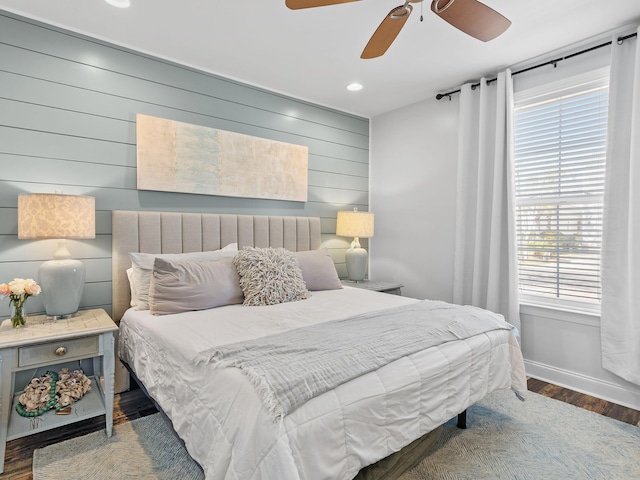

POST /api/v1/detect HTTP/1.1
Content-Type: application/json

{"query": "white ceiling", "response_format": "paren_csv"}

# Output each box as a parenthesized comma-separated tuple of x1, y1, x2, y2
(1, 0, 640, 118)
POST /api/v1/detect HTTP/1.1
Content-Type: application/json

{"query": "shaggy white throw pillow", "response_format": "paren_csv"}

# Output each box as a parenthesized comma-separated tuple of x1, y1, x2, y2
(233, 247, 310, 306)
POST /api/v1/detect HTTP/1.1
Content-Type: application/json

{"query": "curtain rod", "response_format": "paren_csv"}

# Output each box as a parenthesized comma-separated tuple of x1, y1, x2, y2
(435, 32, 638, 100)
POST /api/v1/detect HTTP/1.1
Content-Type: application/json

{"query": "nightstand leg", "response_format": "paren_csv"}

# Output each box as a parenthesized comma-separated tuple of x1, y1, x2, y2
(103, 332, 115, 437)
(0, 351, 13, 474)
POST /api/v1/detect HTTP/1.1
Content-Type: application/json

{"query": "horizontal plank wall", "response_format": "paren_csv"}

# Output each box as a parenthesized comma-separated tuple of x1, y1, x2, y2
(0, 11, 370, 318)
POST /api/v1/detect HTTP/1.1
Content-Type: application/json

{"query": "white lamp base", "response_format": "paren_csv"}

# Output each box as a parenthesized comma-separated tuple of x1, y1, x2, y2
(345, 247, 368, 282)
(39, 258, 85, 318)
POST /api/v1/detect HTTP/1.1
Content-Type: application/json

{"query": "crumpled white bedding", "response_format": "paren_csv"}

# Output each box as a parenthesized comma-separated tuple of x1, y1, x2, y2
(196, 300, 517, 421)
(119, 287, 527, 480)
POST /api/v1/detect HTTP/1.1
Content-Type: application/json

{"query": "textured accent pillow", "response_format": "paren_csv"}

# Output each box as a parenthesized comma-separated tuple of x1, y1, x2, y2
(295, 249, 343, 291)
(129, 243, 238, 310)
(233, 247, 310, 306)
(149, 257, 243, 315)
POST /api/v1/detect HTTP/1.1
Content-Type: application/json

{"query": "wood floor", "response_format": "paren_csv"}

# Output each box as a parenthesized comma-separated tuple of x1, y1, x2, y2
(1, 379, 638, 479)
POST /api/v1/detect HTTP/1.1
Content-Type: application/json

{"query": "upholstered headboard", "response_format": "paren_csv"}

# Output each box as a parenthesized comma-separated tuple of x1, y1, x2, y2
(111, 211, 322, 322)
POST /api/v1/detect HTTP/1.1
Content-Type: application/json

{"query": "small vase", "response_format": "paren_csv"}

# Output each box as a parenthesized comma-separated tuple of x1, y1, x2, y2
(10, 301, 26, 328)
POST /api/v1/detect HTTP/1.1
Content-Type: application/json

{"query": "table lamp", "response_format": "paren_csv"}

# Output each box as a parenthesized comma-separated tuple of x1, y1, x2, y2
(336, 208, 374, 282)
(18, 194, 95, 319)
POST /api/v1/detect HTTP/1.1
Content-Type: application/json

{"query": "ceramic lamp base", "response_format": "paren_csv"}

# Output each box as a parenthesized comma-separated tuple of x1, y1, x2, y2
(345, 247, 368, 282)
(38, 258, 85, 318)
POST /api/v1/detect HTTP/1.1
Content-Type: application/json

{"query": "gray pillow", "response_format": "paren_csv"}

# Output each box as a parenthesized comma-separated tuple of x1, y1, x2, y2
(233, 247, 310, 306)
(149, 257, 243, 315)
(129, 243, 238, 310)
(295, 249, 343, 291)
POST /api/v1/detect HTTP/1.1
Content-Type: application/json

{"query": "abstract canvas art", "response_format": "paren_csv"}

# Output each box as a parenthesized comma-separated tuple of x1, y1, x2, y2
(136, 114, 308, 202)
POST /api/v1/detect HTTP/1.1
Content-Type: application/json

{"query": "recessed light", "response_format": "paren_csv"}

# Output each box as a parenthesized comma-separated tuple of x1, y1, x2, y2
(347, 83, 363, 92)
(105, 0, 131, 8)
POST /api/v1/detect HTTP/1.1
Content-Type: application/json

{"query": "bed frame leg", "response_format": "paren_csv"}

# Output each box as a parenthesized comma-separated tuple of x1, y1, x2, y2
(457, 410, 467, 429)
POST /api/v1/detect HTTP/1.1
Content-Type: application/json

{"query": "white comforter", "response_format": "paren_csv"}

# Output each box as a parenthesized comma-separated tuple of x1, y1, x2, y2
(119, 287, 527, 480)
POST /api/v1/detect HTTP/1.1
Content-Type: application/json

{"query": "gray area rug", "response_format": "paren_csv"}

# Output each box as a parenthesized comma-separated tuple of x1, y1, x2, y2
(33, 390, 640, 480)
(399, 389, 640, 480)
(33, 413, 204, 480)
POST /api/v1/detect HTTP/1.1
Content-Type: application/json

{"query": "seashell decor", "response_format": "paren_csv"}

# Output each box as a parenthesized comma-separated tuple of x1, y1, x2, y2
(16, 368, 91, 417)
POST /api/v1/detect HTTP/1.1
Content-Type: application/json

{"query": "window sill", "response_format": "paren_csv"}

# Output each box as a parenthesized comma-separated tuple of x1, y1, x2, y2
(520, 301, 600, 327)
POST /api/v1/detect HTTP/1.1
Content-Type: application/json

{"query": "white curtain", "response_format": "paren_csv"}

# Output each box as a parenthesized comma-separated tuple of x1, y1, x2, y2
(453, 70, 520, 330)
(601, 28, 640, 385)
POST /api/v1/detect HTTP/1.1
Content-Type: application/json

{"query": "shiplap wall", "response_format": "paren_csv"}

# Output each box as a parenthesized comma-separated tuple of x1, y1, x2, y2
(0, 11, 370, 318)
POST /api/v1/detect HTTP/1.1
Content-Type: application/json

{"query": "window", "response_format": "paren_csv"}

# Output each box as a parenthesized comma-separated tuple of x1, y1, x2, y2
(513, 69, 609, 310)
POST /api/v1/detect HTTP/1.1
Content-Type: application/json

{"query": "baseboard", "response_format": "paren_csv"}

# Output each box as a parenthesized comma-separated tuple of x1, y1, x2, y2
(525, 360, 640, 411)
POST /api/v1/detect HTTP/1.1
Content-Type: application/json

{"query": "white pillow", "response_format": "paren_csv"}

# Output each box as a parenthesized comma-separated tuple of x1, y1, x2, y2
(129, 243, 238, 310)
(126, 268, 137, 307)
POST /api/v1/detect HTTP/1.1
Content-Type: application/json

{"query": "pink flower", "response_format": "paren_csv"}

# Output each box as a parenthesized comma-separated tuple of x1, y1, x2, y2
(0, 284, 10, 296)
(24, 279, 41, 296)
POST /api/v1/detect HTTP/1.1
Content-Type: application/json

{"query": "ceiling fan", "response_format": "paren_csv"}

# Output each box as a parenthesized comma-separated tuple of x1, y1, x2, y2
(285, 0, 511, 59)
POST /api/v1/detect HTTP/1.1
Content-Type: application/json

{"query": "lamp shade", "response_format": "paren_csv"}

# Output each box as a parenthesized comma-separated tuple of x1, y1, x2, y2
(336, 210, 374, 238)
(18, 194, 95, 240)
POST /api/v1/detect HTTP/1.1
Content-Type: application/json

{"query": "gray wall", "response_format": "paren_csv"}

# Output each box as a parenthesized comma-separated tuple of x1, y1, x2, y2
(370, 35, 640, 410)
(0, 11, 370, 318)
(370, 97, 458, 302)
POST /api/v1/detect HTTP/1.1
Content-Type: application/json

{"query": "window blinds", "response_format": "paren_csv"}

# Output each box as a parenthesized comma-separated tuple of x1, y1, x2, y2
(514, 81, 608, 304)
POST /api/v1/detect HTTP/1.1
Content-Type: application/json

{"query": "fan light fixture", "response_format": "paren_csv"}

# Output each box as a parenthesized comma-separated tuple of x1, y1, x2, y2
(105, 0, 131, 8)
(286, 0, 511, 59)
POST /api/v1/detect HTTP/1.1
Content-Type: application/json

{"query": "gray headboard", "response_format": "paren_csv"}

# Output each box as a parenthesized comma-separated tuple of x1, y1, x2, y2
(111, 211, 322, 322)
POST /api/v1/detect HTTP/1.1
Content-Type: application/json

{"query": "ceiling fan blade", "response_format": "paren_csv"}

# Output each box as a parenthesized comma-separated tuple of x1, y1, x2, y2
(286, 0, 359, 10)
(361, 4, 413, 59)
(431, 0, 510, 42)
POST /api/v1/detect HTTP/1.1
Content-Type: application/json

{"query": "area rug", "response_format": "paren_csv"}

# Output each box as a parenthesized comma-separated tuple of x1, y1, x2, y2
(33, 390, 640, 480)
(398, 389, 640, 480)
(32, 414, 203, 480)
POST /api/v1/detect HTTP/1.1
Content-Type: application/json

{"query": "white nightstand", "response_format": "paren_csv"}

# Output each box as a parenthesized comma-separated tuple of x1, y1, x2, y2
(0, 308, 117, 473)
(341, 280, 404, 295)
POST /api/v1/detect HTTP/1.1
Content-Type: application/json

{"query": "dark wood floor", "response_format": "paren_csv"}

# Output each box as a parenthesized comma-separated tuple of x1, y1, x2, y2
(1, 379, 639, 479)
(526, 378, 640, 425)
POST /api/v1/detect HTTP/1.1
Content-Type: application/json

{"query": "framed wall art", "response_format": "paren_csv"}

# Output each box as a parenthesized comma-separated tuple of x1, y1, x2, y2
(136, 114, 308, 202)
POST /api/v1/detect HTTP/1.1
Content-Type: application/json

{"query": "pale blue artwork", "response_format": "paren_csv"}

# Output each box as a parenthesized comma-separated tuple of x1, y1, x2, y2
(136, 114, 308, 202)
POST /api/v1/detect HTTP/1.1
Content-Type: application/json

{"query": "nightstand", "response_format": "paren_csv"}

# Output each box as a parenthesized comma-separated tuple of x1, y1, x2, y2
(0, 308, 117, 473)
(341, 280, 404, 295)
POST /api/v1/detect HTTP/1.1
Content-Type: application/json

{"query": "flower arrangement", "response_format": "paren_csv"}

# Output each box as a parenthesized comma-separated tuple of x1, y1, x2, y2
(0, 278, 41, 327)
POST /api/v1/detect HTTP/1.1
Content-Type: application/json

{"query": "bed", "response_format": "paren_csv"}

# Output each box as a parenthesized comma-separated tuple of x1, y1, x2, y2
(112, 210, 527, 480)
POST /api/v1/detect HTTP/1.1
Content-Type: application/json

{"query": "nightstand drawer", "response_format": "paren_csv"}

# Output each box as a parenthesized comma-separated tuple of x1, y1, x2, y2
(18, 336, 99, 367)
